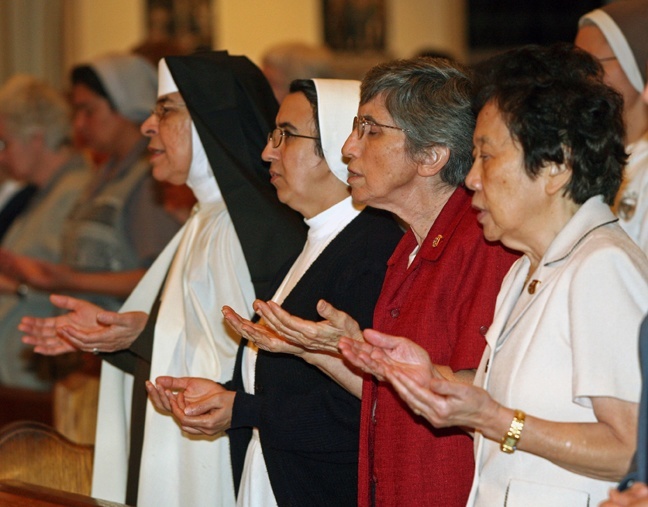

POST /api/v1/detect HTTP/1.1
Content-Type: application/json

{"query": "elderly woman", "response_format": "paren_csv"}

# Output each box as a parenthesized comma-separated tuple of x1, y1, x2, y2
(576, 0, 648, 252)
(19, 51, 306, 507)
(0, 75, 90, 389)
(177, 58, 518, 506)
(148, 78, 403, 506)
(0, 54, 179, 309)
(339, 44, 648, 507)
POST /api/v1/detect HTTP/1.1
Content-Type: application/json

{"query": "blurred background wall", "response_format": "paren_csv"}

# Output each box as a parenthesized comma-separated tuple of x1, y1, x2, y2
(0, 0, 604, 91)
(0, 0, 466, 88)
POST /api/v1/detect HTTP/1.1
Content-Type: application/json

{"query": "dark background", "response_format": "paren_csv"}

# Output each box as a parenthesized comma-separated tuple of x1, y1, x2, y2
(469, 0, 605, 49)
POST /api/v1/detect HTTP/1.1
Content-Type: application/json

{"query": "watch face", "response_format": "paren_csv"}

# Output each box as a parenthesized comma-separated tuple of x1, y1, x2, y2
(500, 436, 516, 454)
(16, 284, 29, 298)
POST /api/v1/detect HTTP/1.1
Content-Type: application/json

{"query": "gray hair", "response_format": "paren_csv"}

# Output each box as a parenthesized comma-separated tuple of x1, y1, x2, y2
(0, 74, 71, 151)
(361, 57, 474, 186)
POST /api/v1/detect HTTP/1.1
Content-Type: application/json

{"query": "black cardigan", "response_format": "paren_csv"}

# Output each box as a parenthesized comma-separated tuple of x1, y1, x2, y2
(227, 206, 403, 507)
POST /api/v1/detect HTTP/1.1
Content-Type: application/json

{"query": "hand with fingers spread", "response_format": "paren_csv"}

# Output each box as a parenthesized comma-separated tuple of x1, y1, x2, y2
(253, 298, 362, 353)
(222, 306, 305, 355)
(149, 376, 235, 436)
(19, 293, 148, 354)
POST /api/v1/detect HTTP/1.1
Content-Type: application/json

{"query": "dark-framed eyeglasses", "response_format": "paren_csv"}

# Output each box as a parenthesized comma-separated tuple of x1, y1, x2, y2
(268, 127, 320, 148)
(353, 116, 409, 140)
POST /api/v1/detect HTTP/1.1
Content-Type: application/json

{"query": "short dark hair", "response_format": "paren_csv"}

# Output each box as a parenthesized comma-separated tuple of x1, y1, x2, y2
(360, 57, 475, 187)
(473, 43, 626, 205)
(288, 79, 324, 158)
(70, 65, 117, 111)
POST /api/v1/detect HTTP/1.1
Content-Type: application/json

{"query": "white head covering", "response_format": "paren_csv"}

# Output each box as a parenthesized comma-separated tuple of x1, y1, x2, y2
(91, 53, 158, 123)
(580, 0, 648, 93)
(312, 79, 360, 185)
(157, 58, 222, 204)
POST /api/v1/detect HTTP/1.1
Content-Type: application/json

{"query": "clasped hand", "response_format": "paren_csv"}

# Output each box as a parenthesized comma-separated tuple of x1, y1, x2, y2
(146, 377, 235, 436)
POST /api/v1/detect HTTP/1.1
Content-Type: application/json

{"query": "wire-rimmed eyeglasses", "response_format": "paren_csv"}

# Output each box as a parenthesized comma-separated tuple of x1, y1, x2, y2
(150, 101, 187, 120)
(353, 116, 409, 140)
(267, 127, 320, 148)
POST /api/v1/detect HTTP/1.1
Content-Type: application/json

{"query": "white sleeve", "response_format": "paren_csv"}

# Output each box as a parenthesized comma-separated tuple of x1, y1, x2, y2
(569, 244, 648, 407)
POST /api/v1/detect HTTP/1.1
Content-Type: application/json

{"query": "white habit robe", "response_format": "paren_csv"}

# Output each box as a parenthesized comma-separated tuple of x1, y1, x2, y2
(92, 123, 254, 507)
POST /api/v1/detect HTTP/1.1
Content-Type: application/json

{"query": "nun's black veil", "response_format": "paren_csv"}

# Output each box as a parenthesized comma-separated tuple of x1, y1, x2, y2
(117, 53, 306, 504)
(165, 51, 307, 299)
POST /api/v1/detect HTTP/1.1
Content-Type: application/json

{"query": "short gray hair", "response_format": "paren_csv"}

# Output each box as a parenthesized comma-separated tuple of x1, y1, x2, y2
(361, 57, 474, 186)
(0, 74, 71, 151)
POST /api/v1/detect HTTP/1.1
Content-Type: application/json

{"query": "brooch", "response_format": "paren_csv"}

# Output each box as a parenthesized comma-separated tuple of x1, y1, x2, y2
(527, 280, 541, 294)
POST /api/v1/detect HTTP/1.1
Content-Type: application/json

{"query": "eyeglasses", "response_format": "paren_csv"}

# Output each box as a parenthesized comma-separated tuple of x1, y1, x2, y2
(267, 127, 320, 148)
(151, 101, 187, 120)
(353, 116, 409, 140)
(597, 56, 617, 63)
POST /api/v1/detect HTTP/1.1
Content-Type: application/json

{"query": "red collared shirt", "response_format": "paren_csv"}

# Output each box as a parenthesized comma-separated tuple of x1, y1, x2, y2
(358, 185, 519, 507)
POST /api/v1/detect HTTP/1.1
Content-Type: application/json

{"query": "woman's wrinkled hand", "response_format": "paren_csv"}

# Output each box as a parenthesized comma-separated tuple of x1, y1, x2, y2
(338, 328, 436, 384)
(222, 306, 305, 355)
(148, 376, 235, 436)
(252, 299, 362, 353)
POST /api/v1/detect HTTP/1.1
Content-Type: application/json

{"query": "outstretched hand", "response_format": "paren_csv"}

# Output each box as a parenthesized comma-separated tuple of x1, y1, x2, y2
(222, 306, 305, 355)
(20, 294, 106, 355)
(338, 328, 435, 384)
(20, 294, 148, 354)
(253, 299, 362, 353)
(147, 376, 235, 436)
(385, 364, 495, 429)
(339, 328, 493, 428)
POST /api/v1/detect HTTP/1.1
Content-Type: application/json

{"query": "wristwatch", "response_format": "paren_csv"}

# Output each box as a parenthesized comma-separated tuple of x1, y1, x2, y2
(500, 409, 526, 453)
(15, 283, 29, 298)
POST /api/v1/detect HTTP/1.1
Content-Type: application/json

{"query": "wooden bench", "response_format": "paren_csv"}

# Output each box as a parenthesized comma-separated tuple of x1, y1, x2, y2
(0, 420, 93, 495)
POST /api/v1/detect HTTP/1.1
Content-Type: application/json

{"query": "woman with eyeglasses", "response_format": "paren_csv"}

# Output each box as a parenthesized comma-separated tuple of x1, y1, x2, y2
(341, 44, 648, 507)
(19, 51, 306, 507)
(146, 78, 403, 506)
(240, 58, 519, 506)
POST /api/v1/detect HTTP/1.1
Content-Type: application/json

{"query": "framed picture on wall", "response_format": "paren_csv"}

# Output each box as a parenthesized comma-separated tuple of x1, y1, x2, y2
(143, 0, 213, 55)
(323, 0, 386, 51)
